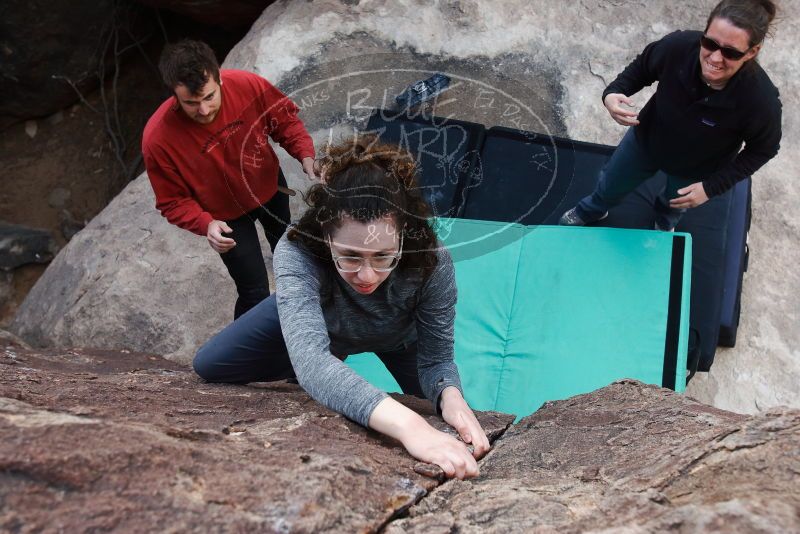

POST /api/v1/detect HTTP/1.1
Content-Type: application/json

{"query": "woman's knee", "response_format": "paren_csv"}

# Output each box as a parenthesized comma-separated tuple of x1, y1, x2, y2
(193, 341, 223, 382)
(193, 297, 284, 383)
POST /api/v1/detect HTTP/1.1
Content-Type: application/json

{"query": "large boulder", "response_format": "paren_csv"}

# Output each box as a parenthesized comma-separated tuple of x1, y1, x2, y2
(11, 0, 800, 413)
(1, 346, 797, 532)
(388, 379, 800, 533)
(0, 345, 513, 532)
(7, 178, 239, 360)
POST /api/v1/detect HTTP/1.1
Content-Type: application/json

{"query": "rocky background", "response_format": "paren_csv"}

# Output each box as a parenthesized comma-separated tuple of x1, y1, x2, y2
(7, 0, 800, 416)
(1, 343, 797, 531)
(0, 0, 270, 323)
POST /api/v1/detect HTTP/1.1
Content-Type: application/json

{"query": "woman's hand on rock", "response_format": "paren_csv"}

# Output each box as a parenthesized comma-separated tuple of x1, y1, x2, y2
(440, 386, 491, 459)
(368, 396, 479, 479)
(401, 420, 479, 480)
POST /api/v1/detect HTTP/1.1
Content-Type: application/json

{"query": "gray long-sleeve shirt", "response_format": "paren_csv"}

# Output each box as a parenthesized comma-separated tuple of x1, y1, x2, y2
(273, 233, 462, 427)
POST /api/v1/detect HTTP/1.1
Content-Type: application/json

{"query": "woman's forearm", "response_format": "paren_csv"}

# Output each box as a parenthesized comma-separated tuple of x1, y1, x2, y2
(368, 396, 480, 479)
(368, 396, 428, 442)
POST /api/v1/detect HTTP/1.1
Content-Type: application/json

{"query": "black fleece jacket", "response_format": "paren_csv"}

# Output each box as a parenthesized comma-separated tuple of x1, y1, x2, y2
(603, 30, 782, 197)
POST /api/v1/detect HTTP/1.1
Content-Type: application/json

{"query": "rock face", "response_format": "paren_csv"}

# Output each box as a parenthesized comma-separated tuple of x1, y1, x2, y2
(1, 346, 797, 532)
(8, 177, 243, 360)
(0, 345, 514, 532)
(11, 0, 800, 413)
(388, 381, 800, 533)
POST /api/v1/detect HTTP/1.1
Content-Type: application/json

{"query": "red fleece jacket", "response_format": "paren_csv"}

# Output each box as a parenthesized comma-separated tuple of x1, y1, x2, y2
(142, 69, 315, 236)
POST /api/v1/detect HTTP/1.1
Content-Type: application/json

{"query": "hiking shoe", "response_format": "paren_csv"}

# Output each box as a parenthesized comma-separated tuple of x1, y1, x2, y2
(559, 207, 608, 226)
(654, 220, 676, 232)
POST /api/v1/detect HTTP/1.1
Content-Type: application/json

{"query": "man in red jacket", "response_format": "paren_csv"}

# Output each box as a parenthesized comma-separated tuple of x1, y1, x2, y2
(143, 40, 317, 319)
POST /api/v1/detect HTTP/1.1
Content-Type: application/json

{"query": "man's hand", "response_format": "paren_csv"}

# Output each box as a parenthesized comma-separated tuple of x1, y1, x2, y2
(302, 157, 319, 182)
(604, 93, 640, 127)
(670, 182, 709, 209)
(207, 219, 236, 253)
(440, 386, 491, 460)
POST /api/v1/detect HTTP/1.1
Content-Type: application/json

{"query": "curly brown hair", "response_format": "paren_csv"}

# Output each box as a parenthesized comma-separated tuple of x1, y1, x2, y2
(287, 134, 440, 280)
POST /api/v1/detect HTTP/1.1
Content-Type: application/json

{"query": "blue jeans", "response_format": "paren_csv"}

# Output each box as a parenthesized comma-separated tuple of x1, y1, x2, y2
(193, 294, 424, 395)
(577, 129, 692, 230)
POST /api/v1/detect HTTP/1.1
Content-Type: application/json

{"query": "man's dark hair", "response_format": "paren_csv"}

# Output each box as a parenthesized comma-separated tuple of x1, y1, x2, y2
(158, 39, 220, 94)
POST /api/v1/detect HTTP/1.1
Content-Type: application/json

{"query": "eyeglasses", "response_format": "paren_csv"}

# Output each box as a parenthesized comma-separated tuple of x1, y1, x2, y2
(700, 35, 751, 61)
(327, 234, 403, 273)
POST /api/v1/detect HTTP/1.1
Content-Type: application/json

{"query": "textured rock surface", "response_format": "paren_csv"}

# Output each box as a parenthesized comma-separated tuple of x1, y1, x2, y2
(11, 0, 800, 413)
(8, 177, 243, 359)
(0, 345, 513, 532)
(2, 346, 797, 532)
(387, 380, 800, 533)
(0, 329, 29, 349)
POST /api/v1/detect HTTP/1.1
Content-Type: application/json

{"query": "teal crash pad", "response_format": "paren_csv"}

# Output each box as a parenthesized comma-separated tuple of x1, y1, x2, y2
(346, 218, 691, 418)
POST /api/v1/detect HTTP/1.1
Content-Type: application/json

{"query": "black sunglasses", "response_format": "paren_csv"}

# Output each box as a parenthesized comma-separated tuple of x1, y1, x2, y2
(700, 35, 751, 60)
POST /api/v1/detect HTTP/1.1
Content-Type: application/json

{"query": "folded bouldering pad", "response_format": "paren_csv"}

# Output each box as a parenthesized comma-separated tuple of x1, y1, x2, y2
(363, 112, 733, 372)
(346, 218, 691, 418)
(718, 177, 751, 347)
(598, 175, 750, 368)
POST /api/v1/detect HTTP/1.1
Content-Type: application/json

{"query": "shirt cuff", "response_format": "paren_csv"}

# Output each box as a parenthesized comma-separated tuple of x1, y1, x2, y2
(701, 178, 724, 198)
(359, 389, 390, 428)
(198, 212, 215, 236)
(433, 377, 463, 416)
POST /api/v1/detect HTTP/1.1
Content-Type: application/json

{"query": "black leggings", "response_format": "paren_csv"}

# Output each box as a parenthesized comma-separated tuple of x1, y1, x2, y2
(219, 170, 290, 319)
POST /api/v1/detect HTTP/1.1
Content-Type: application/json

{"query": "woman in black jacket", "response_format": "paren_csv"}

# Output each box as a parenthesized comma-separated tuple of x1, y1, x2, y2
(560, 0, 781, 231)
